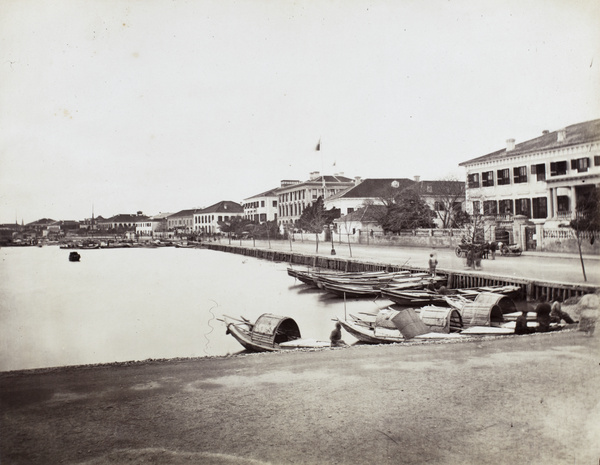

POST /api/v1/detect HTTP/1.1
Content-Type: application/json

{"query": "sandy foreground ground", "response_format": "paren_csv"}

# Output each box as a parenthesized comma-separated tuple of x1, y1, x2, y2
(1, 328, 599, 465)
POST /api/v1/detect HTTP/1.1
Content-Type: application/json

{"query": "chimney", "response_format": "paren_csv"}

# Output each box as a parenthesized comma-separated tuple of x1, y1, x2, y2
(354, 176, 362, 185)
(557, 128, 566, 142)
(309, 171, 320, 180)
(413, 175, 420, 182)
(542, 130, 549, 135)
(506, 139, 515, 151)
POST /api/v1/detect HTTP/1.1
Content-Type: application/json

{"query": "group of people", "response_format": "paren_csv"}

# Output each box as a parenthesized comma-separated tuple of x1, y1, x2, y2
(514, 295, 577, 335)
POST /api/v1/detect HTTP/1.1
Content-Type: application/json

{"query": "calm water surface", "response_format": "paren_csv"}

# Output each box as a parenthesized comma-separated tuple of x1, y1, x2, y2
(0, 246, 388, 371)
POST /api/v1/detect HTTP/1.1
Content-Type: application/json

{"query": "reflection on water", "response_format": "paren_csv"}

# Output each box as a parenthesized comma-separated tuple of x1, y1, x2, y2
(0, 246, 390, 371)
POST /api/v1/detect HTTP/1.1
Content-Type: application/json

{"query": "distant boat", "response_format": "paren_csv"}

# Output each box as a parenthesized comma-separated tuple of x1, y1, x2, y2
(69, 251, 81, 262)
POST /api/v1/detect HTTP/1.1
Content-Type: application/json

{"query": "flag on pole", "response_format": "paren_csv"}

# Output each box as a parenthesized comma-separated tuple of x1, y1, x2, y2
(316, 139, 320, 151)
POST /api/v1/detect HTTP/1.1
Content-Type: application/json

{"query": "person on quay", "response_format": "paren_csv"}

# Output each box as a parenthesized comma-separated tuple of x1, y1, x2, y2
(330, 322, 347, 347)
(550, 296, 576, 324)
(428, 253, 438, 277)
(535, 295, 552, 332)
(489, 241, 497, 260)
(515, 310, 533, 335)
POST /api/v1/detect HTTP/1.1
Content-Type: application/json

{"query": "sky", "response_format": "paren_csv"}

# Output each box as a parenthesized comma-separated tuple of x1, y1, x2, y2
(1, 0, 599, 223)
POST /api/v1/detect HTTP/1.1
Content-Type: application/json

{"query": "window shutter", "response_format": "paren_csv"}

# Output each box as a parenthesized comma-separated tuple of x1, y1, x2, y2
(550, 162, 557, 176)
(571, 159, 577, 170)
(531, 164, 537, 174)
(594, 155, 600, 166)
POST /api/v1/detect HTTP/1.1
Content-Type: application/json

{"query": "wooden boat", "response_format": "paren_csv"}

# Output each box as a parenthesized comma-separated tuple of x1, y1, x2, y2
(222, 313, 330, 352)
(68, 251, 81, 262)
(381, 284, 522, 307)
(318, 275, 446, 298)
(381, 288, 450, 307)
(337, 313, 464, 344)
(287, 268, 417, 288)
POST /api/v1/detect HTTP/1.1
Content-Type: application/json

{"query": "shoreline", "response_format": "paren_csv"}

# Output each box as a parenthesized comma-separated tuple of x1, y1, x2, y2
(0, 326, 579, 377)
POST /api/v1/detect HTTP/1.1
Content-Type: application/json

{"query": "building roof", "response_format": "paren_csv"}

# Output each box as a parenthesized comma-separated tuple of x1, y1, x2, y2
(337, 204, 386, 222)
(278, 174, 354, 192)
(244, 188, 280, 201)
(168, 208, 203, 218)
(338, 178, 415, 198)
(417, 180, 464, 196)
(460, 119, 600, 166)
(199, 201, 244, 214)
(103, 214, 148, 223)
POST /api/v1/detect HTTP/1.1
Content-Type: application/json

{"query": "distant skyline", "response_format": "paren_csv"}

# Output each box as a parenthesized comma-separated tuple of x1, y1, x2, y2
(1, 0, 599, 223)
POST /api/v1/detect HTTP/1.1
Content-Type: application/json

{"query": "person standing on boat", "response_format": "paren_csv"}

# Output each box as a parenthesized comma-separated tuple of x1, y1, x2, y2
(330, 322, 347, 347)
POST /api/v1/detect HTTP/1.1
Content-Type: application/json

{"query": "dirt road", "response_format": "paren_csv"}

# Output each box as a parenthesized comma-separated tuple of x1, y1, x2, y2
(1, 329, 598, 465)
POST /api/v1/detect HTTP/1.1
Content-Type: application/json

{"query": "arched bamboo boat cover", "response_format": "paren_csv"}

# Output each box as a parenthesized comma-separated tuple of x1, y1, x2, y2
(461, 292, 517, 327)
(419, 306, 463, 333)
(251, 313, 301, 347)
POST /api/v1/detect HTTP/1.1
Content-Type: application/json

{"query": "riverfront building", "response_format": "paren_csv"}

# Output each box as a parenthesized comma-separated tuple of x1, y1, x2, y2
(325, 177, 465, 230)
(167, 208, 203, 235)
(277, 172, 355, 232)
(242, 188, 279, 223)
(136, 212, 172, 238)
(193, 200, 244, 235)
(459, 119, 600, 251)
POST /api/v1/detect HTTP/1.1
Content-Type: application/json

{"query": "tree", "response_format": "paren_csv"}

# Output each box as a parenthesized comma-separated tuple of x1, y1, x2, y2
(377, 186, 435, 233)
(297, 196, 328, 253)
(217, 217, 252, 245)
(570, 187, 600, 282)
(432, 177, 467, 228)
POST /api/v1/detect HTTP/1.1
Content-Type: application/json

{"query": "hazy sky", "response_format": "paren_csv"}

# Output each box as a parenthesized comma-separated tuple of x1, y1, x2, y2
(1, 0, 599, 223)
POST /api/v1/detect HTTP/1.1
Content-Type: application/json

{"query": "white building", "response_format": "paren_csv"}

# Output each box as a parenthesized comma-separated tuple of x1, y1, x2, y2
(325, 177, 465, 229)
(193, 201, 244, 235)
(277, 172, 355, 231)
(459, 119, 600, 223)
(136, 213, 171, 238)
(243, 188, 279, 223)
(459, 119, 600, 248)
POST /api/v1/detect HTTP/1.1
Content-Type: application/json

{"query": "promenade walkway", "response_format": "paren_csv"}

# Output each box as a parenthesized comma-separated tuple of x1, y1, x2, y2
(215, 238, 600, 287)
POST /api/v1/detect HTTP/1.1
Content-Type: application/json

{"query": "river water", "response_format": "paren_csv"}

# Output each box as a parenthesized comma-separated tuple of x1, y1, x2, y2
(0, 245, 388, 371)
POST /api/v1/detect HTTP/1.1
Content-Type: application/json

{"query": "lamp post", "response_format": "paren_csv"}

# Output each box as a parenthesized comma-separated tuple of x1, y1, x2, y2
(330, 224, 336, 255)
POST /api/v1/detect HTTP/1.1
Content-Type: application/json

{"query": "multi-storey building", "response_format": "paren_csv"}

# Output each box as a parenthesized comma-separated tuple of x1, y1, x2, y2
(98, 213, 148, 231)
(242, 188, 278, 223)
(277, 172, 355, 231)
(459, 119, 600, 247)
(136, 212, 171, 238)
(167, 208, 203, 234)
(325, 177, 465, 229)
(193, 201, 244, 234)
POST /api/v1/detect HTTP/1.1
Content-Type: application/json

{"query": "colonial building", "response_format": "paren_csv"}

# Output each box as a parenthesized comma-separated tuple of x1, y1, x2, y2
(324, 177, 465, 229)
(277, 172, 355, 231)
(136, 213, 171, 238)
(459, 119, 600, 248)
(242, 188, 279, 223)
(167, 208, 203, 234)
(193, 201, 244, 234)
(98, 213, 148, 231)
